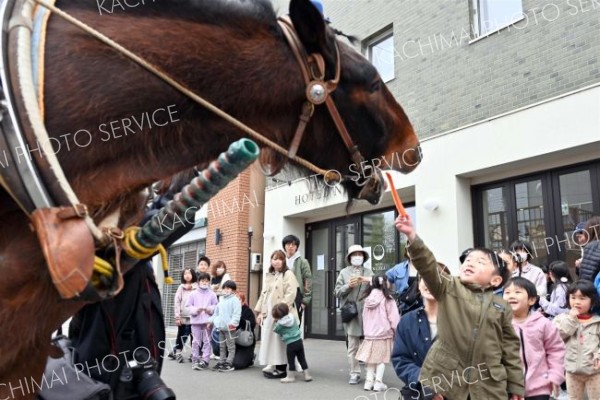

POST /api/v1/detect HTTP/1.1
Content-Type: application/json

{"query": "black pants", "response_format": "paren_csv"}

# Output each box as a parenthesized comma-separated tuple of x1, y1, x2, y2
(286, 339, 308, 371)
(174, 324, 192, 351)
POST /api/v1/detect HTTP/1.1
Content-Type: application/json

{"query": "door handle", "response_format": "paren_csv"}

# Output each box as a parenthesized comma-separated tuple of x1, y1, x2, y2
(325, 270, 330, 309)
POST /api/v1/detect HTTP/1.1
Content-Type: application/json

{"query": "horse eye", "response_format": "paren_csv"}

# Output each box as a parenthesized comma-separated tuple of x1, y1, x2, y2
(369, 80, 381, 93)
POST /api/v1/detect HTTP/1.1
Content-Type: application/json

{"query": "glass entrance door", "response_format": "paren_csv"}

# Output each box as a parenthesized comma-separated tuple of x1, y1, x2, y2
(306, 218, 360, 340)
(555, 169, 594, 278)
(307, 225, 330, 337)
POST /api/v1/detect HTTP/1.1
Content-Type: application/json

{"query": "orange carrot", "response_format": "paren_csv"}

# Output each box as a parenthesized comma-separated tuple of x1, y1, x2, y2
(385, 172, 407, 217)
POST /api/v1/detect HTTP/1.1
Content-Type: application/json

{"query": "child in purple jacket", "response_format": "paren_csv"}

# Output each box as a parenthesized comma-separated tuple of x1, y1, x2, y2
(186, 272, 218, 370)
(503, 277, 565, 399)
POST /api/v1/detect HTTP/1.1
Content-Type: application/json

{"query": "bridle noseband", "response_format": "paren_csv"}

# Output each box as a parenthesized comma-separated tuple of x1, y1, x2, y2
(277, 17, 383, 201)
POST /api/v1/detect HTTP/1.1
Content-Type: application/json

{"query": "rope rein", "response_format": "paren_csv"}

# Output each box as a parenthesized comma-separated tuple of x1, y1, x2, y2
(26, 0, 355, 294)
(30, 0, 332, 179)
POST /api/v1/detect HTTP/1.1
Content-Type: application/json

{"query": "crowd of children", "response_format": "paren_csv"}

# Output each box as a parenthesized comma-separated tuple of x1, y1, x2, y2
(389, 214, 600, 400)
(170, 257, 248, 373)
(170, 252, 310, 381)
(167, 216, 600, 399)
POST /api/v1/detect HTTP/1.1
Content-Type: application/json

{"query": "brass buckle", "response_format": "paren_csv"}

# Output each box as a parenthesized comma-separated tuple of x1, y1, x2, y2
(73, 203, 88, 218)
(103, 227, 124, 241)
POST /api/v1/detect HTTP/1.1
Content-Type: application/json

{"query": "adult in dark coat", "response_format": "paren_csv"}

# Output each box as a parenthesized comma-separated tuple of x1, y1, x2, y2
(578, 216, 600, 282)
(391, 264, 449, 400)
(233, 293, 257, 370)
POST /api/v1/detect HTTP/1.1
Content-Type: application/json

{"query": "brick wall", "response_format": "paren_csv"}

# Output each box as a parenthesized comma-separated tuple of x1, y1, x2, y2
(319, 0, 600, 138)
(205, 166, 265, 298)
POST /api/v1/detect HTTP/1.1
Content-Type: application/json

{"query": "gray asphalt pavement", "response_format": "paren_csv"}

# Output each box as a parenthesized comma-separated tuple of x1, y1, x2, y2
(161, 338, 402, 400)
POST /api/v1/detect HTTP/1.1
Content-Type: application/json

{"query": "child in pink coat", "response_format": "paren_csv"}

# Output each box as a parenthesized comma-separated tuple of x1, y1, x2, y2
(503, 277, 565, 399)
(355, 275, 400, 392)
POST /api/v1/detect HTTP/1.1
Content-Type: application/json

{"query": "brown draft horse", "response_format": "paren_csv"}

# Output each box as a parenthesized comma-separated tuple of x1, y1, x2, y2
(0, 0, 420, 397)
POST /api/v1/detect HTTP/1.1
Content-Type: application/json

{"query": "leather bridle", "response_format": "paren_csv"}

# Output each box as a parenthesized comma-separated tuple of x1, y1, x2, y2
(278, 16, 384, 201)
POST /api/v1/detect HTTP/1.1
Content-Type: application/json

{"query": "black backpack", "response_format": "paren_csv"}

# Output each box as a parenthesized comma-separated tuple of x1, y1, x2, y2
(67, 262, 170, 400)
(38, 185, 194, 400)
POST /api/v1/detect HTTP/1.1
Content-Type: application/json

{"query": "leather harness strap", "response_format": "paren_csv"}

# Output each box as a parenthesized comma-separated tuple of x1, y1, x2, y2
(277, 16, 367, 170)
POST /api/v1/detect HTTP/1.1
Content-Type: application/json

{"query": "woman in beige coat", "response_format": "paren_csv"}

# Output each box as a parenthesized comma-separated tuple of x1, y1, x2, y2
(255, 250, 300, 379)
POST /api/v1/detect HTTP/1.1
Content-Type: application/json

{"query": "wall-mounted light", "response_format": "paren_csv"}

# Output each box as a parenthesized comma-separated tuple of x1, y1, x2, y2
(215, 228, 222, 245)
(423, 198, 439, 212)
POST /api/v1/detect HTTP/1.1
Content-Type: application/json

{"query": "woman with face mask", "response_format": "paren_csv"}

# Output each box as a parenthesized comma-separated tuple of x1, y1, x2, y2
(509, 240, 547, 298)
(334, 244, 374, 385)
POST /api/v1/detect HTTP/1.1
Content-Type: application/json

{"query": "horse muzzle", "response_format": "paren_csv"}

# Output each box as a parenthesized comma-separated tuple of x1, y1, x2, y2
(398, 144, 423, 174)
(355, 170, 384, 205)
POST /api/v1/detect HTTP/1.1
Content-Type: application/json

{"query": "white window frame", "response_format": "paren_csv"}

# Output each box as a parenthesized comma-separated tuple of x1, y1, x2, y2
(471, 0, 524, 39)
(365, 30, 395, 83)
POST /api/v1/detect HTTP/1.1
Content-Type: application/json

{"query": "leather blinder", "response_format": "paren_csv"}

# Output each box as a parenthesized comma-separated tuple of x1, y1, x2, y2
(31, 207, 95, 299)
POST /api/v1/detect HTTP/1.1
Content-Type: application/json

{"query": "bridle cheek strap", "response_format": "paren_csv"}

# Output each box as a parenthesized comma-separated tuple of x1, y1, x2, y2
(277, 17, 366, 169)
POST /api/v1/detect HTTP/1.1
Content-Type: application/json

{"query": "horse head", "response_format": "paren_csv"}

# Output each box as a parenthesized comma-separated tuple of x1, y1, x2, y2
(281, 0, 422, 204)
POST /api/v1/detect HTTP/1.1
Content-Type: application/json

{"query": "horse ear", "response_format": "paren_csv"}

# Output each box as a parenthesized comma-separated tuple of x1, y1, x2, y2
(289, 0, 329, 54)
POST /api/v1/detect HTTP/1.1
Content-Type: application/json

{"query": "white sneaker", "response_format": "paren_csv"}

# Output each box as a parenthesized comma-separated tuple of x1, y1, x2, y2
(555, 389, 569, 400)
(262, 365, 275, 373)
(363, 380, 374, 391)
(373, 381, 387, 392)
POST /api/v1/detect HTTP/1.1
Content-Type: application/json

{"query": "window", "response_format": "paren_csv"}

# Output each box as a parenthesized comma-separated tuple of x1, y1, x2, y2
(481, 187, 509, 251)
(362, 210, 397, 274)
(162, 240, 205, 326)
(473, 160, 600, 271)
(367, 34, 394, 83)
(471, 0, 523, 37)
(362, 206, 416, 274)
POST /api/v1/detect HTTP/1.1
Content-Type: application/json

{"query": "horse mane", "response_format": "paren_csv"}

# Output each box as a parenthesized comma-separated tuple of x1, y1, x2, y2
(66, 0, 278, 28)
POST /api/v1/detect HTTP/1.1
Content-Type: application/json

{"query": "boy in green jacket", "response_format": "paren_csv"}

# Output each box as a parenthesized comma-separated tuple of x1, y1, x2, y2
(395, 215, 524, 400)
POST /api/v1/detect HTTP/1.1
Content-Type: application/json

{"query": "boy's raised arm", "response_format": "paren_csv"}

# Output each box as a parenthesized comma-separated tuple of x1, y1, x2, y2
(395, 216, 448, 299)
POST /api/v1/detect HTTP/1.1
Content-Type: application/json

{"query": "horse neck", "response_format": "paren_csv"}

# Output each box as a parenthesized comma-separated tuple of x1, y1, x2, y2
(43, 8, 305, 208)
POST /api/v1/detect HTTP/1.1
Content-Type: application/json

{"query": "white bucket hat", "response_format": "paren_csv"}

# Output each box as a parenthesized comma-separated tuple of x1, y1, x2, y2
(346, 244, 369, 265)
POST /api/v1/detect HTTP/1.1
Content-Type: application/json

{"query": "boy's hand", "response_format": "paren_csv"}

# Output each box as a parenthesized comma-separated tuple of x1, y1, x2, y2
(257, 314, 264, 326)
(594, 359, 600, 369)
(228, 324, 237, 331)
(395, 215, 416, 242)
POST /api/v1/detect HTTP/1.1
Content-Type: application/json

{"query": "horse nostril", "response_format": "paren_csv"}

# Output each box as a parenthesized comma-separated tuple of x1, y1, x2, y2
(415, 144, 423, 162)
